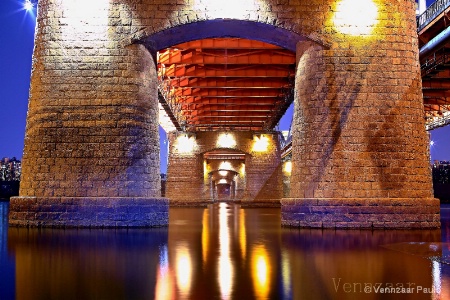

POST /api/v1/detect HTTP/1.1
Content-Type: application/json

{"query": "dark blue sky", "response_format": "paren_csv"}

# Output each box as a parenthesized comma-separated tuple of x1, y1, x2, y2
(0, 0, 448, 167)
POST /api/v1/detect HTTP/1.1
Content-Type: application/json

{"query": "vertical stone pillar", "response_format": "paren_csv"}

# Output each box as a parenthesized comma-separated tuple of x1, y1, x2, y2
(245, 133, 283, 205)
(282, 0, 440, 228)
(9, 0, 167, 227)
(166, 132, 205, 205)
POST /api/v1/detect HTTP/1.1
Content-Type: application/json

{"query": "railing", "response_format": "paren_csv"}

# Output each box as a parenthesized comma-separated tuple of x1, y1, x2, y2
(421, 47, 450, 76)
(426, 112, 450, 130)
(158, 78, 188, 131)
(417, 0, 450, 32)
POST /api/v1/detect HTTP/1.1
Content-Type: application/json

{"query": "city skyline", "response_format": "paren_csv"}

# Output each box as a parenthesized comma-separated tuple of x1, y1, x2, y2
(0, 0, 448, 169)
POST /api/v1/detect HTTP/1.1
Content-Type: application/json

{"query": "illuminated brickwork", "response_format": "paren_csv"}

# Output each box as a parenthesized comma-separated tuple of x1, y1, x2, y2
(166, 131, 282, 206)
(285, 1, 439, 228)
(9, 0, 438, 227)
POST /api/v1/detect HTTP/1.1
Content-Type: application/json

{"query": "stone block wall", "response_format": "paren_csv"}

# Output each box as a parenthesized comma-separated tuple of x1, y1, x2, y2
(281, 198, 440, 229)
(10, 0, 167, 227)
(285, 0, 439, 228)
(9, 197, 168, 228)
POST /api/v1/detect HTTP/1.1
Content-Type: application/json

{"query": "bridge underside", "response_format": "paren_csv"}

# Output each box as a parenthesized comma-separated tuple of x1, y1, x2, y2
(8, 0, 440, 229)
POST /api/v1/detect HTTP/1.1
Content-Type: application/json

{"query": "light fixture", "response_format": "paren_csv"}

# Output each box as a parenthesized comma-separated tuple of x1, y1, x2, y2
(219, 170, 228, 177)
(283, 161, 292, 175)
(217, 133, 236, 148)
(195, 0, 258, 19)
(24, 0, 33, 11)
(176, 132, 196, 154)
(219, 161, 232, 171)
(333, 0, 378, 36)
(252, 134, 269, 152)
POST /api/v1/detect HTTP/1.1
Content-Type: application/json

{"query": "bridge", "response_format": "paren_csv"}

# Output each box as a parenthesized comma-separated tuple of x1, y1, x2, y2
(8, 0, 439, 229)
(155, 1, 450, 160)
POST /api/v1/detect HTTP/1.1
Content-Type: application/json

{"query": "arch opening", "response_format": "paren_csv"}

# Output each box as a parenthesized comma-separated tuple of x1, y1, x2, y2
(203, 148, 247, 202)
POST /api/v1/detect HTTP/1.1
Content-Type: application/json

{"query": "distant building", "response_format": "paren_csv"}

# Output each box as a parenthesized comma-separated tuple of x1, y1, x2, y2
(432, 161, 450, 203)
(0, 157, 21, 199)
(432, 160, 450, 184)
(0, 157, 21, 181)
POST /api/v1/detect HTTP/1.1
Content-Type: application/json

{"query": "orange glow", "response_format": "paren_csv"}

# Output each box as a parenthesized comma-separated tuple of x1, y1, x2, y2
(202, 209, 210, 264)
(155, 246, 175, 300)
(239, 209, 247, 260)
(251, 245, 271, 299)
(175, 243, 192, 298)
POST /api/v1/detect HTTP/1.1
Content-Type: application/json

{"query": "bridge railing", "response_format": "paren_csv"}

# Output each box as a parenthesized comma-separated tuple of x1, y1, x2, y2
(417, 0, 450, 31)
(426, 111, 450, 130)
(417, 0, 450, 32)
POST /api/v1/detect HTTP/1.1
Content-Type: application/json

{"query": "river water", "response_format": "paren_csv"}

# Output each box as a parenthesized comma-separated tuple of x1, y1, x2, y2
(1, 201, 450, 299)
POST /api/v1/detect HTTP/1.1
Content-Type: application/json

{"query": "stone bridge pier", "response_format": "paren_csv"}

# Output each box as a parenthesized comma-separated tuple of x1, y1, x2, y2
(8, 0, 439, 228)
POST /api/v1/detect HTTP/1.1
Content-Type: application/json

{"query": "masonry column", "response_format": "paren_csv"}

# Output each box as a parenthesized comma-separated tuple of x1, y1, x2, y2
(282, 0, 440, 228)
(9, 0, 168, 227)
(166, 132, 205, 205)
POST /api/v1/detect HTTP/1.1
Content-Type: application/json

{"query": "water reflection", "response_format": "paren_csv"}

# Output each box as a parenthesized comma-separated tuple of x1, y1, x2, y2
(218, 203, 233, 300)
(3, 201, 450, 299)
(0, 201, 15, 299)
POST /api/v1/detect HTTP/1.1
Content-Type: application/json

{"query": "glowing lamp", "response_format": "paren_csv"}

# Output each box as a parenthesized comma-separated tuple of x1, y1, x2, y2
(217, 133, 236, 148)
(252, 135, 269, 152)
(333, 0, 378, 36)
(283, 161, 292, 175)
(219, 161, 232, 171)
(195, 0, 258, 19)
(176, 134, 196, 154)
(24, 0, 33, 11)
(219, 170, 228, 177)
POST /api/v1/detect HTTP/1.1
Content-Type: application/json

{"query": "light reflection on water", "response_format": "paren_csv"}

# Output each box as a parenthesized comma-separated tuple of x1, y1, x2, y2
(2, 201, 450, 299)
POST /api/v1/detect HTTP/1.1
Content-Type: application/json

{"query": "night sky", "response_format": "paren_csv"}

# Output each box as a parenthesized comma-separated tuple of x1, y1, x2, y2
(0, 0, 448, 173)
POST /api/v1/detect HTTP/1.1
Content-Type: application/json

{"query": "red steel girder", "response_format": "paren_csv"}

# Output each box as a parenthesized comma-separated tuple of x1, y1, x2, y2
(167, 38, 283, 50)
(164, 77, 292, 88)
(157, 37, 296, 131)
(170, 88, 283, 97)
(159, 64, 295, 78)
(158, 48, 295, 65)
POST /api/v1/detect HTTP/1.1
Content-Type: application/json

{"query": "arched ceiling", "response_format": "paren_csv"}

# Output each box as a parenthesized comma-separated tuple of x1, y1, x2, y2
(157, 37, 296, 132)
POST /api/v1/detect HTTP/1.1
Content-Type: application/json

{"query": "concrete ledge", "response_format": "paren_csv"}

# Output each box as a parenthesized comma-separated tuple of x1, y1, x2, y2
(168, 199, 281, 207)
(239, 200, 281, 208)
(169, 200, 211, 207)
(281, 198, 441, 229)
(8, 196, 169, 228)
